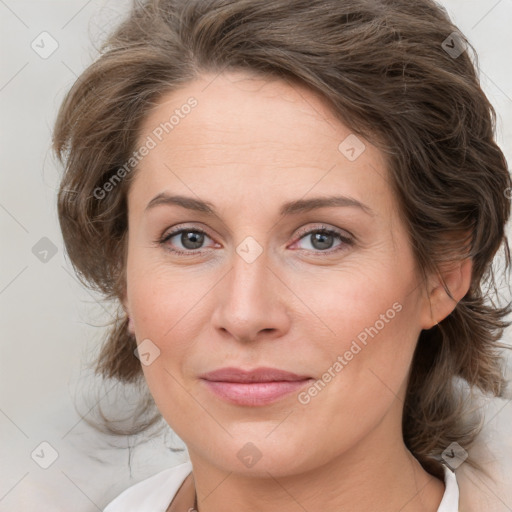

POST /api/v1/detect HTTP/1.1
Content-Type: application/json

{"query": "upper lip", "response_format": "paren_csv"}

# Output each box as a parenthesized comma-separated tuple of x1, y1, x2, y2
(200, 367, 312, 383)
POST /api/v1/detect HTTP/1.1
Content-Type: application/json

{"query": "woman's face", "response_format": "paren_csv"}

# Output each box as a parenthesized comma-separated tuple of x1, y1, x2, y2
(124, 71, 434, 477)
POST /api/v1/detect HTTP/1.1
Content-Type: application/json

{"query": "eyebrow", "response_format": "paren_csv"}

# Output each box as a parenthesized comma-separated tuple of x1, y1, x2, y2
(145, 193, 375, 217)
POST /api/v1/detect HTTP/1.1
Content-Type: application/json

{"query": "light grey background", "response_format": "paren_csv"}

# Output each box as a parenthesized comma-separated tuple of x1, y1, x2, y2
(1, 0, 511, 510)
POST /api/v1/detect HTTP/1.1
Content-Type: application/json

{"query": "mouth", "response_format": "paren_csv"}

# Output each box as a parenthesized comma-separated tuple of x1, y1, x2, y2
(199, 367, 314, 406)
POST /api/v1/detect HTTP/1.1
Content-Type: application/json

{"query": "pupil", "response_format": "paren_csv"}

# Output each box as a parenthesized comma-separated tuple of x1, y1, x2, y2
(312, 232, 333, 250)
(182, 231, 204, 249)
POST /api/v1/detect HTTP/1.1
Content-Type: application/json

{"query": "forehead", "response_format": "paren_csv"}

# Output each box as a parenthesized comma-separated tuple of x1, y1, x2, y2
(130, 70, 392, 216)
(139, 71, 344, 154)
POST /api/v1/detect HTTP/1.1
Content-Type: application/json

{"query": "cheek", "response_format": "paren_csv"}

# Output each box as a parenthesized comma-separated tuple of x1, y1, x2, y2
(294, 296, 417, 459)
(127, 257, 210, 339)
(310, 262, 417, 351)
(304, 263, 420, 405)
(126, 261, 219, 405)
(127, 269, 207, 424)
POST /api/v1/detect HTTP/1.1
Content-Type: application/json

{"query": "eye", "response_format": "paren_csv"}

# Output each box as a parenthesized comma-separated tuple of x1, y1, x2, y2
(156, 223, 354, 257)
(292, 225, 354, 254)
(158, 227, 217, 255)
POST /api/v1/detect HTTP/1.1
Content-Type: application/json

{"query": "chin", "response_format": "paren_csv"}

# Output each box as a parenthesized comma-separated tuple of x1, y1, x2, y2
(195, 434, 322, 478)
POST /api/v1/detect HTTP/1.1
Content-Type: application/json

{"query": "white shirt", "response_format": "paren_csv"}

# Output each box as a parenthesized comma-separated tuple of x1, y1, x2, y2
(103, 460, 459, 511)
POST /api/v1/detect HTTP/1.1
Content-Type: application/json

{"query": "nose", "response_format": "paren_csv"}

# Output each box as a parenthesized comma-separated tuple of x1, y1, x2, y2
(210, 247, 291, 344)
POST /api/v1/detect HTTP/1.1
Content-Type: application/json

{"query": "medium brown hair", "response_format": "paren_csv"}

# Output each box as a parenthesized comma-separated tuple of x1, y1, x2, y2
(53, 0, 511, 479)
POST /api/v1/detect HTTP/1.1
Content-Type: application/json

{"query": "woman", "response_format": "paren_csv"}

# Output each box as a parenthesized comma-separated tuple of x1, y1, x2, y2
(53, 0, 511, 510)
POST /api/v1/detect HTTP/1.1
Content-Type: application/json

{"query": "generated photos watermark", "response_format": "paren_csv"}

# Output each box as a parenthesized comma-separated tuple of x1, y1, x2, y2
(93, 96, 198, 200)
(298, 301, 403, 404)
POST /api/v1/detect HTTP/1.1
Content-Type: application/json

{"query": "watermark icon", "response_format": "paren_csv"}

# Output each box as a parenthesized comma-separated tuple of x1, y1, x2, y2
(338, 134, 366, 162)
(32, 237, 58, 263)
(93, 97, 198, 200)
(134, 338, 161, 366)
(442, 442, 468, 470)
(237, 442, 263, 468)
(298, 301, 403, 404)
(31, 441, 59, 469)
(236, 236, 264, 263)
(31, 31, 59, 59)
(441, 31, 467, 59)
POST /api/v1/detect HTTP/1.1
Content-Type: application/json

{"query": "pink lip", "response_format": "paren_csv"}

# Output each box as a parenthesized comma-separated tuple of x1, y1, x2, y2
(199, 367, 313, 406)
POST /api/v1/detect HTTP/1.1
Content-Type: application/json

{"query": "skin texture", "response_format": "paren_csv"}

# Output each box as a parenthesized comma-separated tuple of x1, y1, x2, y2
(122, 71, 472, 512)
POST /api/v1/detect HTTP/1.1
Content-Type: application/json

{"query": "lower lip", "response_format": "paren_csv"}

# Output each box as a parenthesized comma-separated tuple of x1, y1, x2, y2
(201, 379, 313, 406)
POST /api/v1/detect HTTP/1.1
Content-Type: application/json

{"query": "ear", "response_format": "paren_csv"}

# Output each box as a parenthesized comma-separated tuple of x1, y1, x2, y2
(128, 317, 135, 335)
(420, 258, 473, 330)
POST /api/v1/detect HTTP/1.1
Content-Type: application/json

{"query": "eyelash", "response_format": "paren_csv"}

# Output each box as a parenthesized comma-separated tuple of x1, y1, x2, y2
(156, 224, 354, 257)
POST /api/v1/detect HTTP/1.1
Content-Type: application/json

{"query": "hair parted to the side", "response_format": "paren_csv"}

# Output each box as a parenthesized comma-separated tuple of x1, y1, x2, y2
(53, 0, 511, 479)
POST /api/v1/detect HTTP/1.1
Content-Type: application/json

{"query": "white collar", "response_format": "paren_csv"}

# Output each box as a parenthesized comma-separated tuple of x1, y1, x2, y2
(437, 463, 459, 511)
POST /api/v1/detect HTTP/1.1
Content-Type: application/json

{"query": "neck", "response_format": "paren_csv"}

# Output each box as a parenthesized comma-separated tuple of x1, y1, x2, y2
(184, 439, 444, 512)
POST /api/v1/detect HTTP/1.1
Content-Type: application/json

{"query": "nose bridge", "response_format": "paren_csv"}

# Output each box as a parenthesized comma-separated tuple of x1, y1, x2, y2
(212, 238, 289, 340)
(234, 241, 268, 293)
(226, 227, 273, 298)
(228, 241, 274, 315)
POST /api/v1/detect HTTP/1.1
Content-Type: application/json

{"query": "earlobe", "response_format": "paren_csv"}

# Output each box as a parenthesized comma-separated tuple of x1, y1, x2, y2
(121, 296, 135, 335)
(423, 258, 473, 329)
(127, 315, 135, 335)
